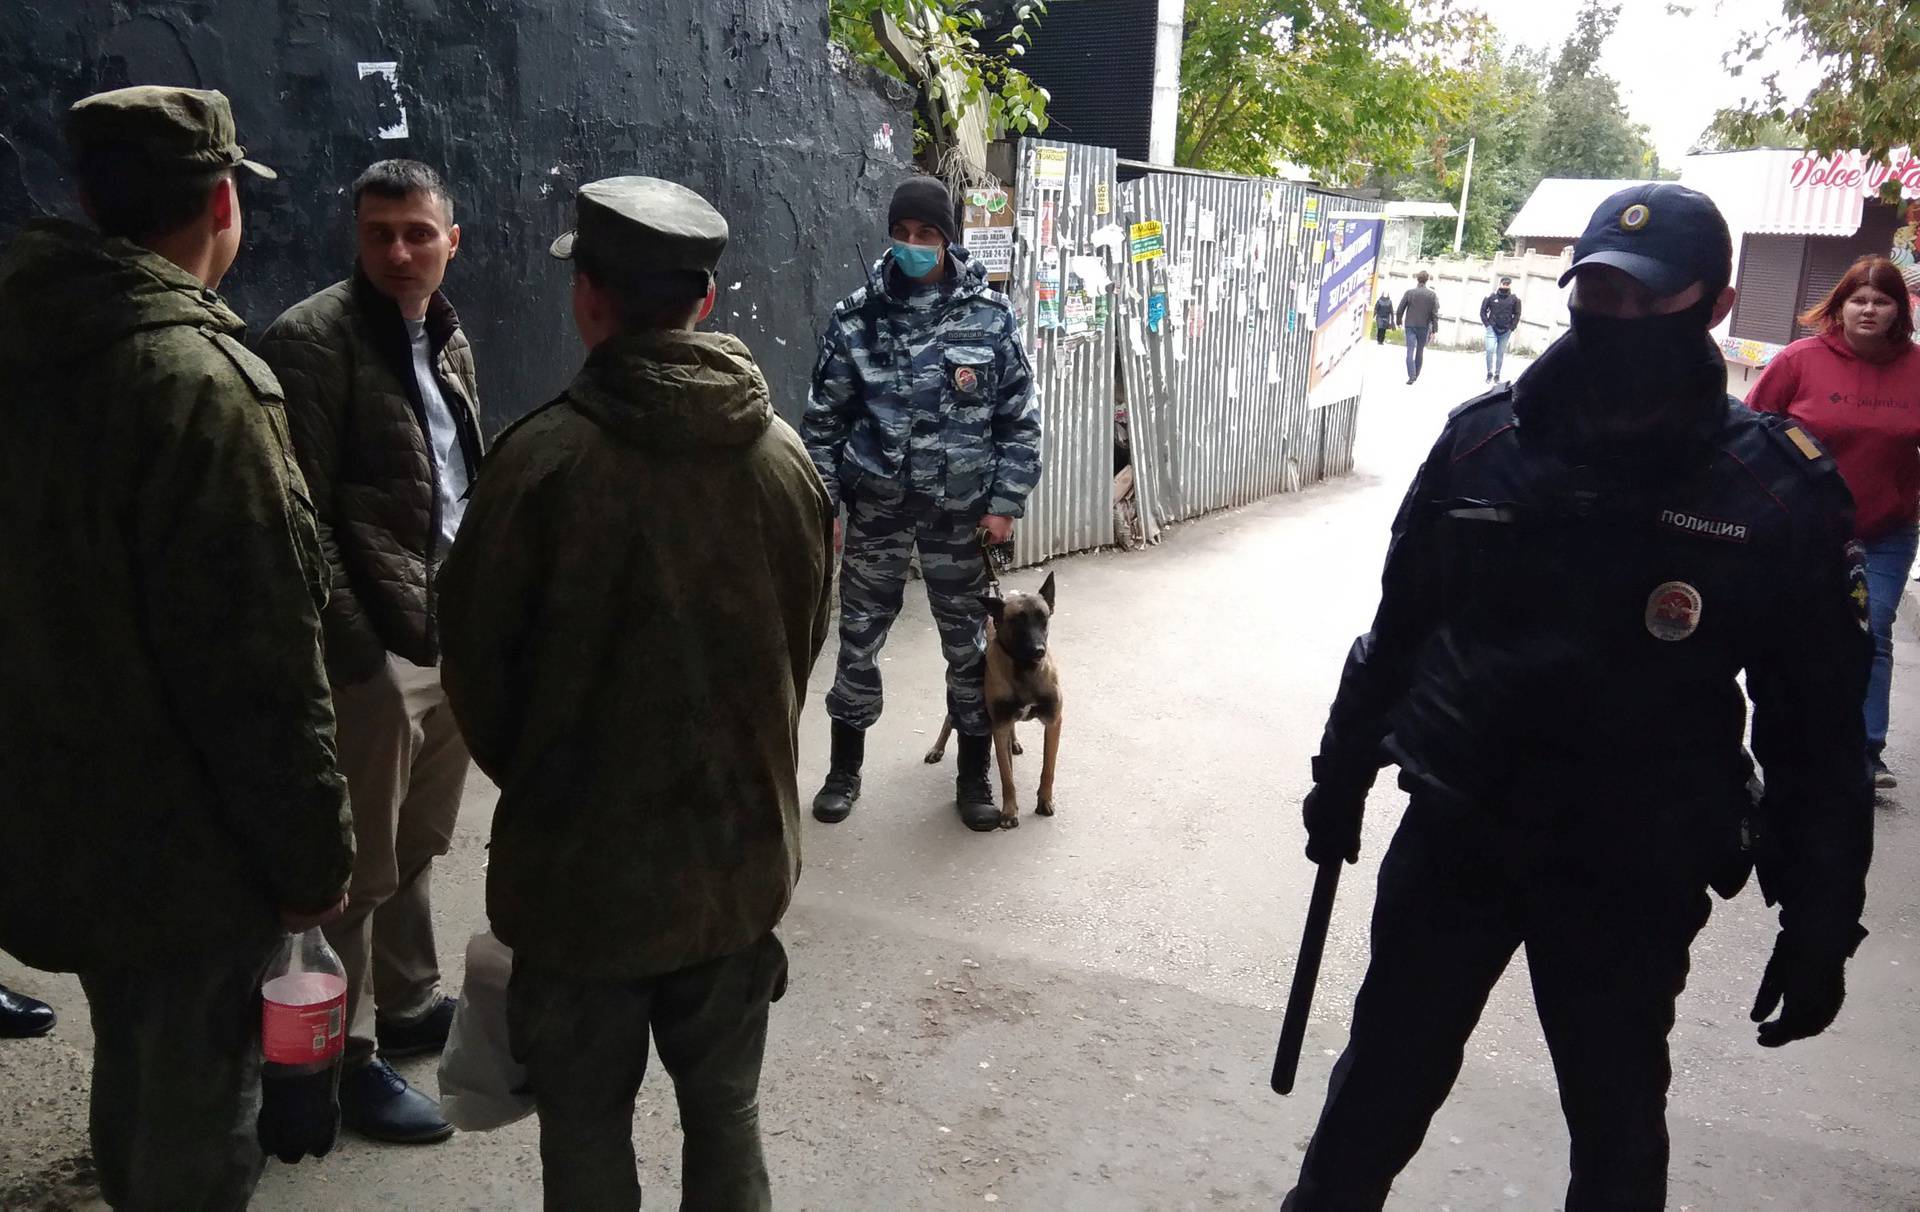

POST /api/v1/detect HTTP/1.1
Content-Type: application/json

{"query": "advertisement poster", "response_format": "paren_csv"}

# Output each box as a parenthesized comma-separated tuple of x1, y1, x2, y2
(964, 226, 1015, 279)
(1129, 220, 1166, 262)
(1034, 147, 1068, 188)
(1307, 216, 1383, 408)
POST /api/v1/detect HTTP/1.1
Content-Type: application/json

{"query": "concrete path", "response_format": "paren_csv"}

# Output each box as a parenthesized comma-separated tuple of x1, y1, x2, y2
(5, 343, 1918, 1209)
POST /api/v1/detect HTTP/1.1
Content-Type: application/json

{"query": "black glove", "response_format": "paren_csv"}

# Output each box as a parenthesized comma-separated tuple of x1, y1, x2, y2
(1750, 931, 1849, 1048)
(257, 1061, 342, 1164)
(1303, 782, 1369, 865)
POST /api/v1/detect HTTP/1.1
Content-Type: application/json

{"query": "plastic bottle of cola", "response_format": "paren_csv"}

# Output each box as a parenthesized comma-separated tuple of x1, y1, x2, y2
(257, 927, 347, 1164)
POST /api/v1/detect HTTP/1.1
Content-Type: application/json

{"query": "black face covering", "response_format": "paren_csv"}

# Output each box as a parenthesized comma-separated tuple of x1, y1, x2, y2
(1566, 298, 1724, 452)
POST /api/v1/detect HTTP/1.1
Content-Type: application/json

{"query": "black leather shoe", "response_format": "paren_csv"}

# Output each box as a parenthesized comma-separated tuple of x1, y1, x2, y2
(339, 1058, 454, 1143)
(0, 984, 54, 1039)
(955, 733, 1000, 832)
(812, 720, 865, 823)
(376, 995, 457, 1058)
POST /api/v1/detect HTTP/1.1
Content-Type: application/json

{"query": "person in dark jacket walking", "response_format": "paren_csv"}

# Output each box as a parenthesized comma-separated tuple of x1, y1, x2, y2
(439, 176, 834, 1212)
(802, 176, 1042, 832)
(1396, 271, 1441, 383)
(1373, 290, 1395, 344)
(1480, 275, 1522, 381)
(1284, 184, 1874, 1211)
(258, 160, 484, 1144)
(0, 86, 353, 1210)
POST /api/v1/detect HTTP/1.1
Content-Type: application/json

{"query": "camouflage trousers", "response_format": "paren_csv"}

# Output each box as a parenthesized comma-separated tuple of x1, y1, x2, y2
(508, 935, 789, 1211)
(77, 941, 278, 1211)
(827, 485, 991, 736)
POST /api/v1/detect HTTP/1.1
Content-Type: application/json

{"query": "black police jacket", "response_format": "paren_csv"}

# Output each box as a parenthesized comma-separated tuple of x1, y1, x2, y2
(1315, 335, 1872, 948)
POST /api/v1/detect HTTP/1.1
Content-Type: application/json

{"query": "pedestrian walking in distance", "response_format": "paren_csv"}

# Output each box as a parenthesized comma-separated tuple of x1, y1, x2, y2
(1287, 182, 1873, 1210)
(1373, 290, 1394, 344)
(0, 86, 353, 1210)
(439, 176, 834, 1211)
(1747, 255, 1920, 791)
(1480, 274, 1521, 382)
(802, 175, 1043, 831)
(259, 159, 484, 1144)
(1396, 270, 1440, 384)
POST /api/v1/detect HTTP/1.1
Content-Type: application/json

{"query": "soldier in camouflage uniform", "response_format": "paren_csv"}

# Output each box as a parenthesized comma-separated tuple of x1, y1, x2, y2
(440, 177, 833, 1211)
(0, 88, 353, 1209)
(803, 175, 1042, 832)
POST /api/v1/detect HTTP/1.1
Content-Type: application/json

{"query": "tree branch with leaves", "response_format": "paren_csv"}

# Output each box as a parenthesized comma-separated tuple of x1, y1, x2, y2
(829, 0, 1052, 170)
(1175, 0, 1487, 184)
(1712, 0, 1920, 163)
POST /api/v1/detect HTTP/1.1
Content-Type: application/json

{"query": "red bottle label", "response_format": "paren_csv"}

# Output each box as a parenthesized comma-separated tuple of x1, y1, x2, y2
(261, 972, 347, 1065)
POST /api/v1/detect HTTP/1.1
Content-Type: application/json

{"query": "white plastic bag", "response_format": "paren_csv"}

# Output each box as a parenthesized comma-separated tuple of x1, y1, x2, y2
(437, 930, 534, 1131)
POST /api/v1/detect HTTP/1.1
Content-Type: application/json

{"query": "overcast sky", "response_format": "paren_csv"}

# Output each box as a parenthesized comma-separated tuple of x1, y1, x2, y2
(1468, 0, 1820, 164)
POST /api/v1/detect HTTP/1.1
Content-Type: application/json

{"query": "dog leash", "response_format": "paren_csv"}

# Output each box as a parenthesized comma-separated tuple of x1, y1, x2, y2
(975, 527, 1010, 595)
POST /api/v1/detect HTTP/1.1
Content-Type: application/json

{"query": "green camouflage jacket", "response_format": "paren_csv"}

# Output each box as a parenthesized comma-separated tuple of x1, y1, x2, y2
(803, 245, 1042, 517)
(0, 220, 353, 972)
(439, 328, 834, 981)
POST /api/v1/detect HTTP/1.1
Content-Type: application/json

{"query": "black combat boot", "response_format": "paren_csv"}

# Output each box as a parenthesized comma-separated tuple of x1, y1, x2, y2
(955, 732, 999, 832)
(812, 720, 865, 823)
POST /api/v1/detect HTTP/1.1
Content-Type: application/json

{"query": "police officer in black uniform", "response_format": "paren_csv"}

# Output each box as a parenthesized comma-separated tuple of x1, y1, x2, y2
(1285, 184, 1875, 1210)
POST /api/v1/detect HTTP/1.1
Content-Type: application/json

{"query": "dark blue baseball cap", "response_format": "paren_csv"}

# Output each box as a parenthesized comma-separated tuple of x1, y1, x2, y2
(1558, 183, 1732, 298)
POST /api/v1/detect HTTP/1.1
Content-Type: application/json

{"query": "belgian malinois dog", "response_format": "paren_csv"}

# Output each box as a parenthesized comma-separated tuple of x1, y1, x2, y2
(924, 572, 1061, 828)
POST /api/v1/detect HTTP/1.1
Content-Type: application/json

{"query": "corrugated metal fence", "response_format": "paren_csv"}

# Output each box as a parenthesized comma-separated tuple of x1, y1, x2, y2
(1115, 168, 1377, 541)
(994, 141, 1376, 564)
(1005, 138, 1119, 568)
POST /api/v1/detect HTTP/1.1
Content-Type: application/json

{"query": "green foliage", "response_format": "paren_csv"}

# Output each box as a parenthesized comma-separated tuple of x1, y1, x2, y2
(1695, 112, 1806, 153)
(1713, 0, 1919, 164)
(1373, 1, 1659, 257)
(828, 0, 1052, 155)
(1532, 2, 1656, 180)
(1393, 42, 1550, 255)
(1174, 0, 1488, 184)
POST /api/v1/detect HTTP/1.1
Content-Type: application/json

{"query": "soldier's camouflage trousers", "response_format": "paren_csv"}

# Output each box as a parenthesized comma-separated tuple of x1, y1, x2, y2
(77, 940, 279, 1212)
(828, 485, 990, 736)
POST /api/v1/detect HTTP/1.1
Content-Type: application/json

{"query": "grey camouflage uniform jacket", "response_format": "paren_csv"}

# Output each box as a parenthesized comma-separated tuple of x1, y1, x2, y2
(803, 245, 1041, 517)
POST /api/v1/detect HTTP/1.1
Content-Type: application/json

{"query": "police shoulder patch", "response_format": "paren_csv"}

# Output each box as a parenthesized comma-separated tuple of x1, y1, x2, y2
(1845, 539, 1870, 633)
(1646, 580, 1703, 641)
(1784, 425, 1823, 461)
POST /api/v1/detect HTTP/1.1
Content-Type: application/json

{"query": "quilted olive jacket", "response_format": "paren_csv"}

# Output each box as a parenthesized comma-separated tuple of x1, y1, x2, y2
(257, 273, 482, 682)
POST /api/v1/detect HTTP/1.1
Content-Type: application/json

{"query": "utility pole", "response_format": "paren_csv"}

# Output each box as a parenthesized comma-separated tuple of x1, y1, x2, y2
(1453, 137, 1476, 255)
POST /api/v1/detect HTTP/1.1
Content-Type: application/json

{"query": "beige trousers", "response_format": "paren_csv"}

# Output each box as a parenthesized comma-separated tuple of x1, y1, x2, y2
(323, 653, 470, 1069)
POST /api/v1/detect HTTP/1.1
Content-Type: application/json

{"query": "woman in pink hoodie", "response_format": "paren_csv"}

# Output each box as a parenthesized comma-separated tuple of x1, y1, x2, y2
(1748, 255, 1920, 788)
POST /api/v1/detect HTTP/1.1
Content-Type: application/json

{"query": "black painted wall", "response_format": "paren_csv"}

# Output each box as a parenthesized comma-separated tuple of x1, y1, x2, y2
(991, 0, 1157, 162)
(1, 0, 914, 428)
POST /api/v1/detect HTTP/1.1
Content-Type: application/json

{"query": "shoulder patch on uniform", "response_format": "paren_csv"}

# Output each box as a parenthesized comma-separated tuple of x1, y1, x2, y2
(1446, 383, 1513, 422)
(486, 393, 566, 457)
(203, 329, 284, 402)
(1784, 424, 1823, 461)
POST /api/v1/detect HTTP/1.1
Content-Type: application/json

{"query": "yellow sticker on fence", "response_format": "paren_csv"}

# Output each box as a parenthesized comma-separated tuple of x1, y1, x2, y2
(1129, 220, 1165, 262)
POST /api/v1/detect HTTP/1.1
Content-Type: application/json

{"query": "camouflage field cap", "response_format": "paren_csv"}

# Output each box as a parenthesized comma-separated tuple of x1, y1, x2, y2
(65, 86, 277, 180)
(550, 176, 727, 274)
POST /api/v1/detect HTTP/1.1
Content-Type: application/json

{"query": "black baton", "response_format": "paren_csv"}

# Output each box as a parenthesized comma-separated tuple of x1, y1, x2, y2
(1271, 859, 1342, 1095)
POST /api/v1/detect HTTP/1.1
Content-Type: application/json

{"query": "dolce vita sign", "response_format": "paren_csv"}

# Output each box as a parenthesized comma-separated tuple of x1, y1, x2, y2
(1789, 149, 1920, 196)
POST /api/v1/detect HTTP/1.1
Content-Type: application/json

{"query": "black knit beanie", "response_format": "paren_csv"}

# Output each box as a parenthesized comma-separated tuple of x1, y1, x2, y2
(888, 176, 959, 247)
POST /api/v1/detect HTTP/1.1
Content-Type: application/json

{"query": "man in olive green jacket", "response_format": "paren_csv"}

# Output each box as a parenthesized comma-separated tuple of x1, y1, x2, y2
(0, 87, 352, 1210)
(439, 177, 833, 1211)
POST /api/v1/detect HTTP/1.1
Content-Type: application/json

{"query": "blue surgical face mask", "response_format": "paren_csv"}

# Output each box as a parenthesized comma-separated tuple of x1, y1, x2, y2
(891, 240, 943, 278)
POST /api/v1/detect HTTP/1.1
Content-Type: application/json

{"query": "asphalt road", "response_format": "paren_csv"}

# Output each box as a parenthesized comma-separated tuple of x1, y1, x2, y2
(4, 342, 1918, 1210)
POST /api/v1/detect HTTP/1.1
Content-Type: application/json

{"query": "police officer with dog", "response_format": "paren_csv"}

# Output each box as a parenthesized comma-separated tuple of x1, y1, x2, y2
(1285, 183, 1875, 1210)
(802, 175, 1042, 832)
